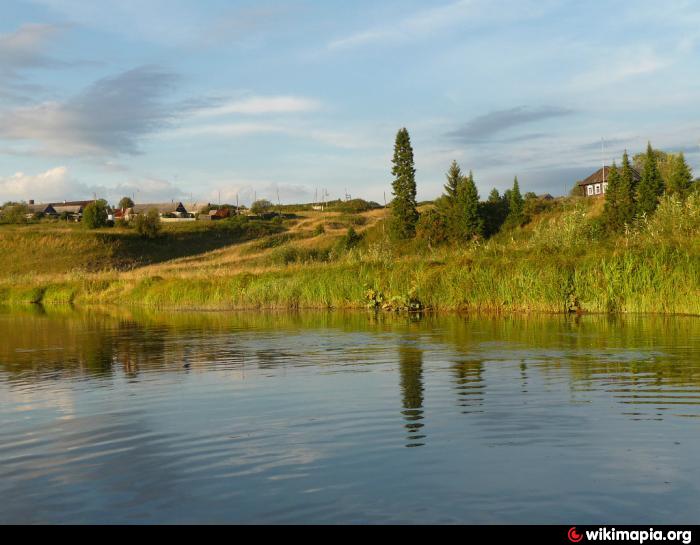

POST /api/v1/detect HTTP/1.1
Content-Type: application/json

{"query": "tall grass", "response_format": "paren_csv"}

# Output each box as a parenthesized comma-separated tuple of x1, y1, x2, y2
(1, 196, 699, 314)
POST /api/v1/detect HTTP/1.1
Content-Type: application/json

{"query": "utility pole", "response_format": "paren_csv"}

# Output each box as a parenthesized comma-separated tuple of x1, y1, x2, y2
(602, 137, 606, 184)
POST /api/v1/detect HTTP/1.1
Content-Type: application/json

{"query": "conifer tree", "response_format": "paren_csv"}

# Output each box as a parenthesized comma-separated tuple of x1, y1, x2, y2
(667, 152, 694, 198)
(505, 176, 524, 226)
(443, 160, 462, 201)
(454, 170, 482, 240)
(618, 151, 636, 225)
(389, 128, 419, 240)
(602, 162, 622, 230)
(480, 188, 505, 237)
(636, 142, 664, 216)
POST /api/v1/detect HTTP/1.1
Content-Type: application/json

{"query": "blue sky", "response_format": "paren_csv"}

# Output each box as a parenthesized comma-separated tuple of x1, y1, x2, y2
(0, 0, 699, 205)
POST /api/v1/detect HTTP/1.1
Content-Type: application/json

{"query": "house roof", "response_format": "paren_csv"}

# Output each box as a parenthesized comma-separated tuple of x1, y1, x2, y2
(26, 203, 57, 214)
(578, 166, 641, 187)
(53, 205, 83, 214)
(131, 202, 185, 214)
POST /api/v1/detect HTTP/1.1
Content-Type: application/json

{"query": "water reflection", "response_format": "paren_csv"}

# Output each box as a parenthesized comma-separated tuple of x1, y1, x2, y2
(2, 307, 700, 523)
(398, 342, 425, 447)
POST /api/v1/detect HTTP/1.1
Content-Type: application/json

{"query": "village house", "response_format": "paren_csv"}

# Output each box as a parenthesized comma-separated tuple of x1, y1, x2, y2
(577, 166, 641, 197)
(25, 201, 58, 218)
(23, 199, 96, 221)
(125, 202, 189, 221)
(51, 200, 94, 221)
(182, 202, 208, 217)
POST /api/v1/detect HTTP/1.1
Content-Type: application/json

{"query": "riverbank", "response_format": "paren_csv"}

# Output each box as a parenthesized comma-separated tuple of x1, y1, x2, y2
(1, 196, 699, 314)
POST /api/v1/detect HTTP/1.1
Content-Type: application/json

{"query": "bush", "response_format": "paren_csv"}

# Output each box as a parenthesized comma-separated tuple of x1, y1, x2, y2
(83, 200, 110, 229)
(0, 203, 29, 224)
(416, 208, 449, 246)
(251, 199, 273, 215)
(335, 226, 362, 253)
(313, 223, 326, 236)
(134, 209, 162, 239)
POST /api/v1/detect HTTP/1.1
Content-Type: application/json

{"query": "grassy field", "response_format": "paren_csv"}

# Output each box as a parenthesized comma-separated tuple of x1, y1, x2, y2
(1, 195, 699, 314)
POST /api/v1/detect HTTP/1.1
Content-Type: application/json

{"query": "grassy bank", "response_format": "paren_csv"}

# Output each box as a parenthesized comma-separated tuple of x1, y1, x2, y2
(1, 196, 699, 314)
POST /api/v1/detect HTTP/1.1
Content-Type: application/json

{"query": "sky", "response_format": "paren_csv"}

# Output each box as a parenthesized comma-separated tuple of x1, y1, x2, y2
(0, 0, 699, 206)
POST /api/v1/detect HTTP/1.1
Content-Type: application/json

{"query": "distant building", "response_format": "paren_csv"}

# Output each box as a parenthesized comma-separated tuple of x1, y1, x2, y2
(577, 166, 641, 197)
(208, 208, 231, 220)
(182, 202, 208, 217)
(126, 202, 188, 220)
(26, 202, 58, 218)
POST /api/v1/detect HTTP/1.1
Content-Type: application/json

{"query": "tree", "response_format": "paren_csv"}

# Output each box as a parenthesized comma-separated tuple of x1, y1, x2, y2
(602, 162, 622, 230)
(636, 142, 664, 216)
(83, 199, 109, 229)
(453, 170, 482, 240)
(0, 202, 29, 224)
(251, 199, 273, 215)
(134, 208, 161, 239)
(480, 188, 508, 237)
(118, 196, 134, 210)
(504, 176, 524, 227)
(443, 160, 462, 201)
(667, 152, 694, 198)
(389, 128, 419, 240)
(416, 208, 449, 247)
(618, 150, 637, 225)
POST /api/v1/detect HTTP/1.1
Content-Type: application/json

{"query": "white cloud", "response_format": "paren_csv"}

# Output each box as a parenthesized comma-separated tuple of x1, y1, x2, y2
(194, 95, 322, 117)
(0, 166, 82, 202)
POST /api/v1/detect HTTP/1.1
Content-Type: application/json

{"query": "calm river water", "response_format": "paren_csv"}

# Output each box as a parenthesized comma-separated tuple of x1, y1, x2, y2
(1, 308, 700, 524)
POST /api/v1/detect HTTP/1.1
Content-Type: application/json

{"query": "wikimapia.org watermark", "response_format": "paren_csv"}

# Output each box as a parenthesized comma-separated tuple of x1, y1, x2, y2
(568, 527, 692, 544)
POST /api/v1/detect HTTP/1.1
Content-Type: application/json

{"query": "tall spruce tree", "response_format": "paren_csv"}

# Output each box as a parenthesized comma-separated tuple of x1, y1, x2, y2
(444, 160, 462, 201)
(505, 176, 524, 226)
(454, 170, 482, 240)
(667, 152, 694, 198)
(636, 142, 664, 216)
(602, 162, 622, 230)
(438, 160, 462, 234)
(618, 151, 637, 225)
(390, 128, 419, 240)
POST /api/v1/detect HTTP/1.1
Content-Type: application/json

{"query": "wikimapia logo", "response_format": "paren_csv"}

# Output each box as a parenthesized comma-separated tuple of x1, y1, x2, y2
(567, 527, 692, 544)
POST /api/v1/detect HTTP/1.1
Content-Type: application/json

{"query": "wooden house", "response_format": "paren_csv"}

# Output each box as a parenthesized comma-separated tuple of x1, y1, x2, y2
(126, 202, 188, 220)
(577, 166, 641, 197)
(50, 200, 95, 221)
(25, 202, 58, 218)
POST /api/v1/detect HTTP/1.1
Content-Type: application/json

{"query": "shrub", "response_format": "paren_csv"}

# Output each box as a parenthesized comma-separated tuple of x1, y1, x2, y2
(416, 208, 449, 246)
(339, 227, 362, 250)
(83, 200, 110, 229)
(0, 203, 29, 224)
(134, 208, 162, 239)
(251, 199, 273, 215)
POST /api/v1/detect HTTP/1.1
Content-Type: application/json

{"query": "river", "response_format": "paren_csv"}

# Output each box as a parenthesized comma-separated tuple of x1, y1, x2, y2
(1, 308, 699, 523)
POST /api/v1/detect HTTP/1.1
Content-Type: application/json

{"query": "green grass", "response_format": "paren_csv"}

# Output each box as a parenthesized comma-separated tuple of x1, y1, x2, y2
(0, 217, 284, 275)
(1, 195, 699, 314)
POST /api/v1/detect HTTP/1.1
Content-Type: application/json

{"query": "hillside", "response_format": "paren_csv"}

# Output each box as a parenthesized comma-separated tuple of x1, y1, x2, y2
(1, 195, 699, 314)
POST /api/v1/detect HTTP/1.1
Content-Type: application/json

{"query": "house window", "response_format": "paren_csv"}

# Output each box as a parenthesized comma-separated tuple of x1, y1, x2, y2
(603, 182, 608, 193)
(587, 185, 594, 196)
(594, 183, 601, 195)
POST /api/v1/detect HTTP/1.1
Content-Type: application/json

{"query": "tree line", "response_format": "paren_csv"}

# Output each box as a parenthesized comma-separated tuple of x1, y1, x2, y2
(602, 144, 694, 231)
(389, 128, 697, 244)
(389, 127, 533, 245)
